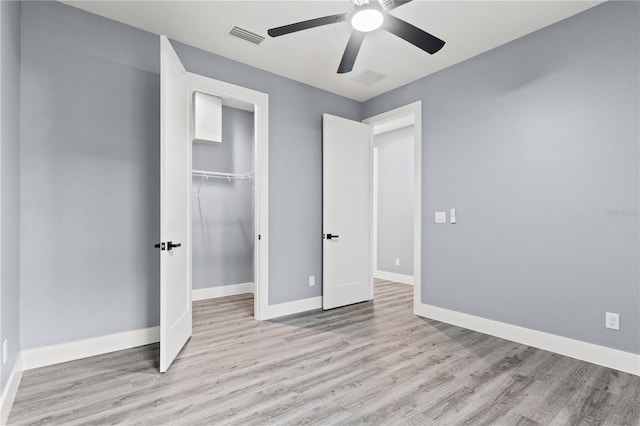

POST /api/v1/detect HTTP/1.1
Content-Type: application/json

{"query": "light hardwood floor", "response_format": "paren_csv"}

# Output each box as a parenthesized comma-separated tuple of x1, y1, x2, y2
(9, 280, 640, 425)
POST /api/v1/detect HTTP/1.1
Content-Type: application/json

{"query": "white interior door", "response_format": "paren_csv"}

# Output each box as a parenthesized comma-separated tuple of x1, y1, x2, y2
(323, 114, 372, 310)
(159, 36, 191, 372)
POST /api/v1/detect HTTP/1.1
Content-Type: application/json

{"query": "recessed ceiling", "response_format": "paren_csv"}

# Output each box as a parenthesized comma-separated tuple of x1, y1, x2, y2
(62, 0, 603, 102)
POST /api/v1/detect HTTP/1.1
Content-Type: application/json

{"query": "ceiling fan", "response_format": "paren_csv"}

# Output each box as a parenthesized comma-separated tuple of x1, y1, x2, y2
(267, 0, 445, 74)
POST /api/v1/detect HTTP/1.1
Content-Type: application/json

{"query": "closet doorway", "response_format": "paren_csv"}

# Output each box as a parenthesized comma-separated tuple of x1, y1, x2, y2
(188, 73, 269, 320)
(160, 36, 268, 372)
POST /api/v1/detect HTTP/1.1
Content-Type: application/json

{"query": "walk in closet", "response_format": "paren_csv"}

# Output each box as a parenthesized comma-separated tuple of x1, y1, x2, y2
(192, 101, 255, 300)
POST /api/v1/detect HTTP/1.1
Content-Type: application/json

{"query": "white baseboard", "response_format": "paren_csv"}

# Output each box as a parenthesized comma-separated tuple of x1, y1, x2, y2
(22, 326, 160, 371)
(415, 303, 640, 376)
(192, 282, 254, 301)
(1, 353, 23, 425)
(374, 270, 414, 285)
(261, 296, 323, 320)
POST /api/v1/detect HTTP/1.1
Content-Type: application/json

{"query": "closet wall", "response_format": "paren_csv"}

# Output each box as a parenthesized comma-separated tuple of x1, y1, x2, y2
(192, 107, 254, 290)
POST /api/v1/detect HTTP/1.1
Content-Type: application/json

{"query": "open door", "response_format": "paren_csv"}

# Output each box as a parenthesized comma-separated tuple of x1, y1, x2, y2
(159, 36, 191, 372)
(322, 114, 372, 310)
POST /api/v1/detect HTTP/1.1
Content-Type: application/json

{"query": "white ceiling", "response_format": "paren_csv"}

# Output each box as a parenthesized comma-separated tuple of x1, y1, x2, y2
(62, 0, 603, 101)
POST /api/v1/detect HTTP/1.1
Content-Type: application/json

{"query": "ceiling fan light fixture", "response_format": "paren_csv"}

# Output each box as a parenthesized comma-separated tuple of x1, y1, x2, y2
(351, 9, 384, 32)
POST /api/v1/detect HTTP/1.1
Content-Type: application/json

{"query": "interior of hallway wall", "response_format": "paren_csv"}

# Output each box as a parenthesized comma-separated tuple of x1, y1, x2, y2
(192, 107, 254, 290)
(0, 0, 21, 393)
(374, 126, 413, 276)
(363, 0, 640, 355)
(19, 1, 362, 350)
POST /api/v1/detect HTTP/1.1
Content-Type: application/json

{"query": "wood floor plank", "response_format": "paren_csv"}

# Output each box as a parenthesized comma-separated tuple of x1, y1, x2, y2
(9, 281, 640, 425)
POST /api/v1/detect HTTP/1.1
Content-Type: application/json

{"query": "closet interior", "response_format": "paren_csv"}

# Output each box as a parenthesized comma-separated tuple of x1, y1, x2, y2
(192, 92, 255, 310)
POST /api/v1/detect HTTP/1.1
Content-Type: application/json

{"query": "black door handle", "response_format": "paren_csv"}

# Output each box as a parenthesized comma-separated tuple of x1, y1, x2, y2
(154, 242, 165, 251)
(167, 241, 181, 251)
(326, 233, 339, 240)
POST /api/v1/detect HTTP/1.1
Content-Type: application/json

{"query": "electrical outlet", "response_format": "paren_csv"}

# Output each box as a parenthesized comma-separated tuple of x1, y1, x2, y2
(605, 312, 620, 330)
(2, 340, 7, 364)
(309, 275, 315, 287)
(395, 258, 400, 266)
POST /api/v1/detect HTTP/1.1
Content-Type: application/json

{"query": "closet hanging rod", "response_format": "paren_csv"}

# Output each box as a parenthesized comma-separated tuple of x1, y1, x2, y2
(192, 169, 253, 180)
(192, 169, 254, 198)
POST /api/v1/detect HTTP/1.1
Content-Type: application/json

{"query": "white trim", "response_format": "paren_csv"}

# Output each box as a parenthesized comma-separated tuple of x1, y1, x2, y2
(371, 113, 415, 136)
(192, 282, 254, 301)
(363, 101, 422, 309)
(187, 72, 269, 321)
(415, 303, 640, 376)
(261, 297, 323, 321)
(374, 270, 414, 285)
(1, 353, 23, 425)
(368, 125, 374, 301)
(21, 327, 160, 371)
(372, 146, 379, 276)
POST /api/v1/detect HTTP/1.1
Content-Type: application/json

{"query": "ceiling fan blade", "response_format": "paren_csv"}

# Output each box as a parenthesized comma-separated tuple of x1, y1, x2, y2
(268, 14, 348, 37)
(380, 0, 413, 11)
(383, 14, 445, 54)
(337, 31, 366, 74)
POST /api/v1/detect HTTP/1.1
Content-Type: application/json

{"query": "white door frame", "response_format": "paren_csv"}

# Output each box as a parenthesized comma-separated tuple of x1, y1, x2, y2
(363, 101, 422, 311)
(188, 72, 270, 320)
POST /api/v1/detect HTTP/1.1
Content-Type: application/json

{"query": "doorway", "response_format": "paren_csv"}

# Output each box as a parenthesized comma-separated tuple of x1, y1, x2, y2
(187, 73, 270, 319)
(159, 36, 269, 372)
(363, 101, 422, 309)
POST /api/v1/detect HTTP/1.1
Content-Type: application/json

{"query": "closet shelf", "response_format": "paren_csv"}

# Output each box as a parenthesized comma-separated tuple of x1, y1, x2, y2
(192, 169, 254, 198)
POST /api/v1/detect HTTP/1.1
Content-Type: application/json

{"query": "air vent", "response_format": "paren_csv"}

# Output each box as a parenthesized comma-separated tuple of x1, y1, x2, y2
(351, 70, 386, 86)
(229, 26, 265, 45)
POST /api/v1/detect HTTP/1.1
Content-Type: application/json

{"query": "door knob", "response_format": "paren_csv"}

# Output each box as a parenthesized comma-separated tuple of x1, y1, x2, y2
(167, 241, 182, 251)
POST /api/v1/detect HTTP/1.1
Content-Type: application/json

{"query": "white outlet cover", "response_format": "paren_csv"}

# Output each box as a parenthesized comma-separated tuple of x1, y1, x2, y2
(605, 312, 620, 331)
(435, 211, 446, 223)
(309, 276, 315, 287)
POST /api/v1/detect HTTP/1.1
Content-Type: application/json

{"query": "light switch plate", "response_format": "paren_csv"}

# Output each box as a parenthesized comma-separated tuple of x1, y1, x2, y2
(450, 209, 456, 224)
(435, 211, 446, 223)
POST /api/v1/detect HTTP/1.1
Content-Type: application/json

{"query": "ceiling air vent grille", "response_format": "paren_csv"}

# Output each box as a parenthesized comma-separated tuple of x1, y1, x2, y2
(229, 26, 265, 45)
(352, 70, 386, 86)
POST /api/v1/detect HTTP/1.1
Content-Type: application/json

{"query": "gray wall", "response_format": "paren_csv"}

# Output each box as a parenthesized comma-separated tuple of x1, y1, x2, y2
(1, 0, 21, 393)
(192, 107, 254, 290)
(364, 1, 639, 354)
(375, 126, 413, 276)
(20, 1, 160, 349)
(19, 0, 361, 349)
